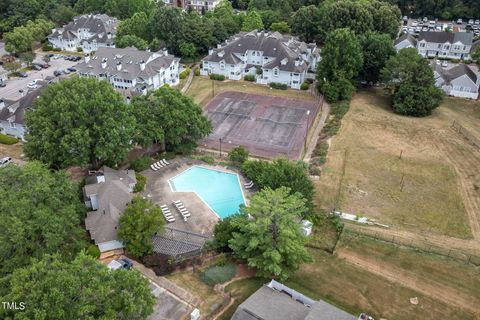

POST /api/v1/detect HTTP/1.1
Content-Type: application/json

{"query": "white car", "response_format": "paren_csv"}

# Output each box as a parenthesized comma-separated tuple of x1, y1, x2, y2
(442, 60, 448, 67)
(27, 83, 38, 89)
(0, 157, 12, 167)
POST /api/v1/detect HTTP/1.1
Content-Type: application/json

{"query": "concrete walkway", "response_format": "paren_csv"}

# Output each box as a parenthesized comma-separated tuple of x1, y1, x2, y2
(180, 65, 196, 94)
(304, 100, 330, 162)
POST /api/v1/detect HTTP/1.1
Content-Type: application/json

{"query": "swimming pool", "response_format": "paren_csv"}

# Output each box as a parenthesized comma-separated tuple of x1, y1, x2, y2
(168, 166, 246, 219)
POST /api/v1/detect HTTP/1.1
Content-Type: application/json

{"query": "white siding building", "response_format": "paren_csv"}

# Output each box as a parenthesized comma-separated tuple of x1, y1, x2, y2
(201, 31, 320, 89)
(75, 47, 180, 98)
(432, 63, 479, 99)
(48, 14, 118, 53)
(417, 31, 473, 60)
(0, 67, 7, 85)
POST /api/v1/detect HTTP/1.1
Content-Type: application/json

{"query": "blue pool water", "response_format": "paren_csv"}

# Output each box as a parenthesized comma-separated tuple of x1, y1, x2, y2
(169, 166, 245, 219)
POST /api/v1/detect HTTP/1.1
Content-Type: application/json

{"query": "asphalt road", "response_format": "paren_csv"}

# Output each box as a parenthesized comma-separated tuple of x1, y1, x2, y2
(0, 53, 78, 100)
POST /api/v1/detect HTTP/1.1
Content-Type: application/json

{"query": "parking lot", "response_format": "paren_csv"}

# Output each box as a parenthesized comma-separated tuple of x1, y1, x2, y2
(0, 53, 79, 100)
(402, 17, 480, 36)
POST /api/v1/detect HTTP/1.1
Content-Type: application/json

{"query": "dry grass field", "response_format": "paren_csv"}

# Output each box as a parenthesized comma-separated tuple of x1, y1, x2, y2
(186, 76, 315, 107)
(316, 89, 480, 239)
(0, 142, 24, 159)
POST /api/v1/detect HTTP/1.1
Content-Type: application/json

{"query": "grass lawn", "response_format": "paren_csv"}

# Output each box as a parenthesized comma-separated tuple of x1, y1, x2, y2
(338, 231, 480, 301)
(219, 277, 266, 320)
(186, 76, 315, 107)
(315, 89, 476, 238)
(284, 248, 476, 320)
(0, 141, 24, 159)
(166, 269, 229, 318)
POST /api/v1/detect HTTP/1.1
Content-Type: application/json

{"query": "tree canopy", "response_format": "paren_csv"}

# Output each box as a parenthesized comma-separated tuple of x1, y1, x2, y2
(228, 187, 312, 280)
(241, 10, 264, 31)
(242, 158, 315, 216)
(358, 31, 396, 84)
(132, 87, 212, 153)
(4, 19, 53, 54)
(316, 28, 363, 102)
(381, 48, 444, 117)
(118, 197, 164, 258)
(24, 77, 135, 169)
(0, 162, 86, 277)
(0, 253, 156, 320)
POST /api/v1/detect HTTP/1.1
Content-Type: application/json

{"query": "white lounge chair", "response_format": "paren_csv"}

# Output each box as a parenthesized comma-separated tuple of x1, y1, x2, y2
(154, 163, 164, 169)
(245, 181, 254, 189)
(150, 164, 158, 171)
(161, 159, 169, 166)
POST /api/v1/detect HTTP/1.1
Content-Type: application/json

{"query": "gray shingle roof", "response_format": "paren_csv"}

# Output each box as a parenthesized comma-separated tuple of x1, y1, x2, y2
(49, 14, 118, 44)
(432, 62, 478, 84)
(203, 30, 317, 73)
(84, 166, 136, 245)
(418, 31, 473, 45)
(76, 47, 179, 81)
(0, 78, 56, 124)
(394, 33, 417, 46)
(232, 280, 356, 320)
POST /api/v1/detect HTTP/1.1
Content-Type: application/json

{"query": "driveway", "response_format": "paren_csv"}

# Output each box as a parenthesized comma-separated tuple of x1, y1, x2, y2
(0, 54, 79, 100)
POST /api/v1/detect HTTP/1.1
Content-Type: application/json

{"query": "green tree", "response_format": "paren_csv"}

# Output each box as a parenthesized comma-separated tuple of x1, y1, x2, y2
(229, 187, 312, 280)
(381, 48, 444, 117)
(242, 158, 315, 214)
(472, 46, 480, 66)
(358, 31, 396, 84)
(132, 87, 212, 153)
(117, 11, 151, 41)
(151, 6, 185, 56)
(4, 26, 34, 54)
(270, 21, 290, 33)
(18, 51, 35, 66)
(241, 10, 263, 31)
(116, 34, 148, 50)
(317, 28, 363, 102)
(213, 214, 243, 252)
(1, 253, 155, 320)
(24, 77, 135, 169)
(228, 146, 249, 165)
(3, 60, 22, 73)
(118, 197, 164, 258)
(0, 162, 86, 277)
(290, 6, 321, 43)
(180, 42, 197, 59)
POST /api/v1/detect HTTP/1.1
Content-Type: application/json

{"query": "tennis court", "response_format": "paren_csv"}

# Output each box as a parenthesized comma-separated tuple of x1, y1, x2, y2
(201, 91, 320, 159)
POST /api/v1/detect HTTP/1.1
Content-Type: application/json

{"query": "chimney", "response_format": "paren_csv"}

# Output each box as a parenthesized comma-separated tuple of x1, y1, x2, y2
(51, 28, 56, 34)
(208, 49, 213, 55)
(101, 58, 107, 69)
(116, 61, 122, 71)
(139, 60, 145, 71)
(162, 48, 168, 56)
(107, 32, 112, 39)
(84, 54, 90, 63)
(0, 99, 4, 110)
(294, 58, 300, 66)
(217, 44, 222, 49)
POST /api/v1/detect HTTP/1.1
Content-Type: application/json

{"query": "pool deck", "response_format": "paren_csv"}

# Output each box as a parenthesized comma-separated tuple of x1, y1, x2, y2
(141, 158, 251, 236)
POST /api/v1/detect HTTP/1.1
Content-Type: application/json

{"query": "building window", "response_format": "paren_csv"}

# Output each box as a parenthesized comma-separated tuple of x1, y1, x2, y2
(9, 122, 16, 128)
(273, 69, 279, 76)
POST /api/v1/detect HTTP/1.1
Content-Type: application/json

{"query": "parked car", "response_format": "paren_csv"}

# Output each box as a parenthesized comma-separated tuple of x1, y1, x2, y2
(0, 83, 6, 87)
(442, 60, 448, 67)
(107, 258, 133, 271)
(17, 72, 28, 78)
(67, 67, 77, 72)
(475, 19, 480, 25)
(27, 83, 38, 89)
(0, 157, 12, 167)
(31, 64, 42, 71)
(41, 63, 50, 69)
(53, 70, 63, 76)
(457, 18, 463, 24)
(469, 19, 474, 25)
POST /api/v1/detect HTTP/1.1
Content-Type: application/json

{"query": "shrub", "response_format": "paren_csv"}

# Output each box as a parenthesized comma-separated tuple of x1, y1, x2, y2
(313, 141, 329, 165)
(209, 73, 225, 81)
(129, 157, 153, 172)
(256, 67, 263, 75)
(133, 174, 147, 193)
(179, 67, 190, 79)
(86, 244, 100, 259)
(269, 82, 288, 90)
(194, 68, 200, 76)
(244, 74, 255, 82)
(228, 146, 249, 165)
(200, 263, 236, 286)
(198, 155, 215, 164)
(42, 43, 54, 51)
(216, 252, 228, 266)
(76, 47, 83, 52)
(52, 47, 61, 52)
(309, 166, 321, 176)
(0, 133, 19, 145)
(330, 102, 350, 119)
(300, 82, 310, 90)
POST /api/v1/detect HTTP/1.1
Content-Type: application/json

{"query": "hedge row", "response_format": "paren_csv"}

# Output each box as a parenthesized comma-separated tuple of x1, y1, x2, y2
(0, 134, 19, 145)
(133, 174, 147, 193)
(180, 67, 191, 79)
(244, 75, 255, 82)
(209, 73, 225, 81)
(269, 82, 288, 90)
